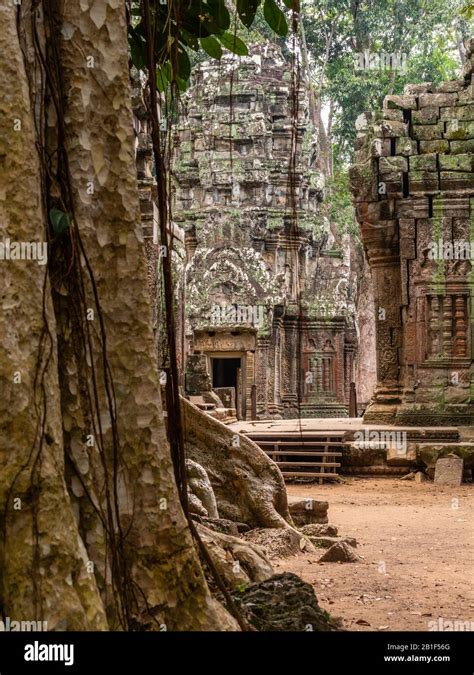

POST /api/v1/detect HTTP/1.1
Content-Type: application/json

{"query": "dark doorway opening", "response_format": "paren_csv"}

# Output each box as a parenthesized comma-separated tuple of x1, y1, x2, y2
(212, 357, 241, 388)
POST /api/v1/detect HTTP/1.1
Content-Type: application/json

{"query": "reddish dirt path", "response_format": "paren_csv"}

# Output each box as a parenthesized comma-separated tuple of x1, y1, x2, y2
(276, 478, 474, 631)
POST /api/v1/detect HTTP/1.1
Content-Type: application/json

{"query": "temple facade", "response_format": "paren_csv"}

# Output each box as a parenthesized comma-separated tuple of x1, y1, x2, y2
(350, 39, 474, 426)
(171, 44, 362, 419)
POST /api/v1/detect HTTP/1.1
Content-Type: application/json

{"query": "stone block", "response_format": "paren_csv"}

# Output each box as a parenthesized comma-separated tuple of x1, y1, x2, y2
(348, 159, 378, 201)
(453, 215, 472, 239)
(308, 536, 358, 549)
(300, 524, 338, 537)
(409, 154, 437, 171)
(445, 382, 470, 405)
(396, 138, 418, 155)
(186, 354, 212, 394)
(384, 94, 417, 110)
(399, 218, 416, 237)
(382, 177, 404, 196)
(450, 139, 474, 153)
(386, 443, 416, 465)
(412, 123, 444, 140)
(370, 138, 385, 157)
(437, 80, 466, 93)
(382, 109, 405, 121)
(374, 120, 409, 138)
(318, 541, 361, 563)
(439, 154, 473, 172)
(288, 498, 328, 526)
(379, 156, 408, 173)
(444, 120, 474, 140)
(355, 111, 375, 132)
(404, 83, 433, 95)
(415, 471, 428, 483)
(355, 201, 387, 224)
(419, 140, 449, 154)
(354, 142, 367, 159)
(429, 195, 470, 217)
(409, 171, 439, 192)
(440, 171, 474, 190)
(458, 86, 474, 105)
(412, 106, 440, 124)
(440, 104, 474, 121)
(395, 196, 430, 218)
(417, 444, 474, 471)
(400, 237, 416, 259)
(434, 456, 464, 486)
(419, 92, 458, 108)
(463, 59, 474, 80)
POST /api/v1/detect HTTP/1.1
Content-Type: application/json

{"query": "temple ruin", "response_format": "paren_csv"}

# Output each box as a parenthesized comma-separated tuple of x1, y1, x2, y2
(171, 44, 365, 420)
(350, 39, 474, 426)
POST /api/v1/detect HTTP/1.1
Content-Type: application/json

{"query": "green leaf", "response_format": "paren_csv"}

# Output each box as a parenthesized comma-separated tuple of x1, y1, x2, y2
(207, 0, 231, 31)
(236, 0, 260, 28)
(49, 208, 70, 235)
(200, 36, 223, 59)
(177, 45, 191, 81)
(282, 0, 299, 10)
(156, 63, 170, 93)
(218, 32, 249, 56)
(263, 0, 288, 36)
(181, 30, 199, 51)
(175, 76, 188, 93)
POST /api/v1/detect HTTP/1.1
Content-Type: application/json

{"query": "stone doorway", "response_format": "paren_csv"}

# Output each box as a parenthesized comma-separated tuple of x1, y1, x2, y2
(210, 354, 244, 419)
(212, 357, 241, 389)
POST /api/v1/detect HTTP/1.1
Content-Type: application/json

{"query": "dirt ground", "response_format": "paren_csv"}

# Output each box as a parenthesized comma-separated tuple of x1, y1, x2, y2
(276, 478, 474, 631)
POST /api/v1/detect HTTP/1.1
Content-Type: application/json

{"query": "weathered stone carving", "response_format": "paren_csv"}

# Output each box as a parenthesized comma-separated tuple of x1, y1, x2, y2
(350, 39, 474, 425)
(172, 44, 363, 418)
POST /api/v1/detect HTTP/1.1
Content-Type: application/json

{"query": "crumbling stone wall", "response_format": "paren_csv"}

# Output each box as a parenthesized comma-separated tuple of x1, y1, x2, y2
(172, 44, 361, 418)
(350, 39, 474, 426)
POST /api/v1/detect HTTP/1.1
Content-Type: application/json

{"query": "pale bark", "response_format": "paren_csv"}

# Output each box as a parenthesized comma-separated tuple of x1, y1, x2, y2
(0, 1, 106, 630)
(196, 524, 273, 589)
(182, 399, 292, 529)
(49, 0, 236, 631)
(1, 0, 239, 632)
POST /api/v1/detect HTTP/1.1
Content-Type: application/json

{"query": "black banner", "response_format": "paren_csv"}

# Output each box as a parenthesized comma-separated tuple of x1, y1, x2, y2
(0, 631, 471, 673)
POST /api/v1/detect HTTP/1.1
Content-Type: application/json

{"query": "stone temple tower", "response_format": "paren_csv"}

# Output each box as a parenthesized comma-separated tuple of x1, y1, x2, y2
(172, 43, 359, 419)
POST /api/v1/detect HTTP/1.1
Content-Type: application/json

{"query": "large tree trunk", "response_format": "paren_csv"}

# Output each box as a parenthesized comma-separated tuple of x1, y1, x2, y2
(1, 1, 237, 631)
(0, 1, 106, 630)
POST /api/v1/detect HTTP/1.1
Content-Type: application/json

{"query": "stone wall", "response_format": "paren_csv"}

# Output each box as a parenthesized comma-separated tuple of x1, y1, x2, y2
(350, 39, 474, 426)
(172, 44, 363, 419)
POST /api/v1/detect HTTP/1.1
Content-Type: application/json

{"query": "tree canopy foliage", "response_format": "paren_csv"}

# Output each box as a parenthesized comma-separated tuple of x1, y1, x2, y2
(301, 0, 471, 161)
(128, 0, 296, 91)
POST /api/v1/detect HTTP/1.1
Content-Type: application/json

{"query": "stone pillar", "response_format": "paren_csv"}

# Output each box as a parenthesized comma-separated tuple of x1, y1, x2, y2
(255, 337, 270, 417)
